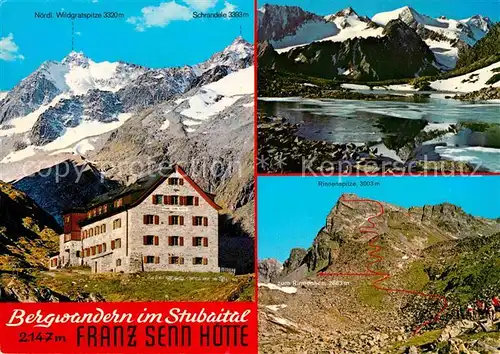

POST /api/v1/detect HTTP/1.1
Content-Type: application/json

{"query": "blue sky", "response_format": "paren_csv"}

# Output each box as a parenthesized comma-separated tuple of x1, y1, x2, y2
(258, 176, 500, 262)
(259, 0, 500, 22)
(0, 0, 254, 90)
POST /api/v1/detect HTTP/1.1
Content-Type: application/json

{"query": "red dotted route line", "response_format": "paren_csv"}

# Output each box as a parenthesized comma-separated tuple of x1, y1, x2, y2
(319, 195, 448, 335)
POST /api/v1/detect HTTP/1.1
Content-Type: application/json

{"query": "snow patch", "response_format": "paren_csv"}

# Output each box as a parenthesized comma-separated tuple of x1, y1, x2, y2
(0, 94, 70, 137)
(266, 304, 288, 312)
(258, 283, 297, 294)
(1, 113, 132, 164)
(430, 61, 500, 92)
(272, 20, 339, 49)
(160, 118, 170, 131)
(424, 123, 453, 132)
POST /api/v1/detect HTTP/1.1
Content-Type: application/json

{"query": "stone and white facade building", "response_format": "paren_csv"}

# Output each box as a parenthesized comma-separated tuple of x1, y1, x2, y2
(49, 165, 221, 273)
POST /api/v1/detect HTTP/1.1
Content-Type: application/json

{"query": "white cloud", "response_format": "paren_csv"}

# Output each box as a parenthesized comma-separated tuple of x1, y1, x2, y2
(0, 33, 24, 61)
(182, 0, 217, 11)
(127, 1, 192, 31)
(75, 32, 82, 36)
(222, 1, 237, 19)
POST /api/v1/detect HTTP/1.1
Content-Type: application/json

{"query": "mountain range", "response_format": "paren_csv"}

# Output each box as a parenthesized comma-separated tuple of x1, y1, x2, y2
(0, 36, 255, 246)
(258, 4, 493, 71)
(0, 37, 252, 153)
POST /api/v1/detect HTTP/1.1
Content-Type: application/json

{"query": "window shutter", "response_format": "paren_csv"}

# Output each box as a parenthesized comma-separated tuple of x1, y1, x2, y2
(180, 237, 184, 246)
(179, 196, 183, 206)
(192, 216, 196, 225)
(143, 215, 147, 224)
(154, 236, 159, 245)
(168, 256, 172, 264)
(203, 217, 208, 226)
(203, 258, 208, 265)
(163, 195, 168, 205)
(179, 179, 184, 185)
(155, 256, 160, 264)
(152, 195, 157, 204)
(143, 256, 147, 264)
(168, 236, 173, 246)
(192, 258, 196, 265)
(180, 257, 184, 265)
(180, 216, 184, 225)
(154, 215, 159, 225)
(192, 237, 195, 246)
(195, 197, 199, 206)
(203, 237, 208, 247)
(111, 240, 115, 250)
(143, 236, 148, 245)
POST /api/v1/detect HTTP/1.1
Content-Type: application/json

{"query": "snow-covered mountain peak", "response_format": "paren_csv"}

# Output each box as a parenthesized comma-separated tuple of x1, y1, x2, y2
(462, 15, 493, 32)
(223, 36, 253, 59)
(336, 6, 359, 18)
(61, 51, 90, 67)
(194, 36, 253, 74)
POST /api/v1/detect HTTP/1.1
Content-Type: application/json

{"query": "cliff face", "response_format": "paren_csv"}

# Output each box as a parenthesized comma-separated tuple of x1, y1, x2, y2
(0, 181, 60, 271)
(259, 19, 439, 81)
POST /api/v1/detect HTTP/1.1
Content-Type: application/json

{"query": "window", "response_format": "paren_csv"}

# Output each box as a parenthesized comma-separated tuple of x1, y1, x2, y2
(143, 235, 159, 246)
(113, 218, 122, 229)
(185, 196, 198, 206)
(102, 243, 107, 252)
(91, 246, 96, 256)
(100, 224, 106, 233)
(98, 244, 103, 253)
(193, 257, 204, 265)
(193, 216, 208, 226)
(168, 177, 182, 185)
(83, 230, 87, 238)
(193, 216, 203, 226)
(152, 195, 163, 205)
(144, 256, 160, 264)
(143, 215, 159, 225)
(114, 198, 123, 208)
(168, 236, 183, 246)
(168, 215, 184, 225)
(103, 204, 108, 213)
(169, 256, 184, 264)
(171, 196, 179, 205)
(116, 259, 121, 267)
(192, 237, 208, 247)
(89, 228, 94, 237)
(111, 238, 122, 250)
(94, 226, 99, 235)
(76, 251, 81, 258)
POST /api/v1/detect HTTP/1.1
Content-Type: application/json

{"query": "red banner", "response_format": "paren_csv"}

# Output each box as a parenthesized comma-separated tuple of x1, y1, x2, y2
(0, 302, 257, 353)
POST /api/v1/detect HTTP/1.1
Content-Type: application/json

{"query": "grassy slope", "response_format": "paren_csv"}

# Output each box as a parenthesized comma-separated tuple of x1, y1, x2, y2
(0, 181, 60, 270)
(27, 269, 254, 302)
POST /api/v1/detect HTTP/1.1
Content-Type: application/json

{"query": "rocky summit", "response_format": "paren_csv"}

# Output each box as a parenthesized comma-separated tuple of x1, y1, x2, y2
(259, 194, 500, 353)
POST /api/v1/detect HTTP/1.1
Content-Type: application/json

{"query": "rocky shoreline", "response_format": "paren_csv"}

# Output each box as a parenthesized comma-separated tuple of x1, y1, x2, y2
(258, 115, 403, 173)
(258, 115, 476, 173)
(452, 87, 500, 101)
